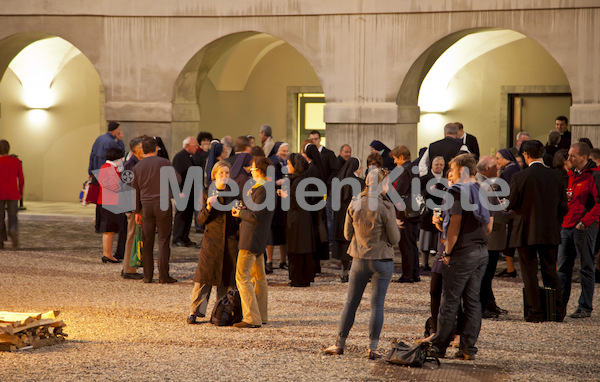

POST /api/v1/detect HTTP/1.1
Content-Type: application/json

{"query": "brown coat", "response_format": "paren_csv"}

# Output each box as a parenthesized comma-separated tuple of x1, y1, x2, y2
(193, 189, 238, 286)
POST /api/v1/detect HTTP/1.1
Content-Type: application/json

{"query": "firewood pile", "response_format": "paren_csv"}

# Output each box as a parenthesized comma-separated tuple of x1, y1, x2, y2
(0, 311, 67, 351)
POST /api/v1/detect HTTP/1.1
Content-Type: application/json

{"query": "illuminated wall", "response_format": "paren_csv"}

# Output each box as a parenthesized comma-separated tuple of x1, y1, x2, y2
(0, 39, 104, 202)
(197, 41, 321, 151)
(417, 33, 569, 156)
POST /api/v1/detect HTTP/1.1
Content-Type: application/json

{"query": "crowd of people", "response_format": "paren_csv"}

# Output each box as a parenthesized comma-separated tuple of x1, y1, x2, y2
(2, 114, 586, 359)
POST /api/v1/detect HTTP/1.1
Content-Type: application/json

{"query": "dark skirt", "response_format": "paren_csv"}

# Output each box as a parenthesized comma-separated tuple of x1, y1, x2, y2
(418, 229, 439, 252)
(268, 225, 286, 246)
(288, 252, 315, 287)
(95, 205, 123, 233)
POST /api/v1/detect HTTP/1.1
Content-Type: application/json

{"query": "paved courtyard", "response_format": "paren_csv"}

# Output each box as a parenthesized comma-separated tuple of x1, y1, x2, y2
(1, 203, 599, 381)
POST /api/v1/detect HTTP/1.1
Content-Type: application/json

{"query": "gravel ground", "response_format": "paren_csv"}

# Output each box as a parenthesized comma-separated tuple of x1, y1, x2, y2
(1, 219, 599, 381)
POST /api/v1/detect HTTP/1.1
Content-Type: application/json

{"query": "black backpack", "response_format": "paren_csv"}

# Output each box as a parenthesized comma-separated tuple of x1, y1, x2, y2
(385, 340, 440, 367)
(210, 290, 243, 326)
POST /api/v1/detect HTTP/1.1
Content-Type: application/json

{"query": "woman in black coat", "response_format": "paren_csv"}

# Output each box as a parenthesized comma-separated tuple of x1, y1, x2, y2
(303, 143, 330, 275)
(187, 160, 238, 324)
(331, 157, 364, 282)
(282, 153, 316, 287)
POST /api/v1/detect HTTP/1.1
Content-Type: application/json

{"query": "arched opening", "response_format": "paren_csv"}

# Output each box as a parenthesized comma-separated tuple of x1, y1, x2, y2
(0, 33, 105, 202)
(172, 32, 323, 153)
(399, 28, 571, 157)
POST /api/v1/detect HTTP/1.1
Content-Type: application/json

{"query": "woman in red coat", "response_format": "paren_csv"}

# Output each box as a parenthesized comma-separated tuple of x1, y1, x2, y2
(0, 140, 24, 249)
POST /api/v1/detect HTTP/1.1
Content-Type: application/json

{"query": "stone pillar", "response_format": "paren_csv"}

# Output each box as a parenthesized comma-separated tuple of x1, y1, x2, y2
(325, 102, 419, 165)
(570, 104, 600, 148)
(105, 101, 173, 154)
(172, 101, 202, 156)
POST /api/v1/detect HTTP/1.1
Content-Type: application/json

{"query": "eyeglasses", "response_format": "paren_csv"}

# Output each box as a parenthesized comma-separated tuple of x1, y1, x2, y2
(250, 167, 259, 171)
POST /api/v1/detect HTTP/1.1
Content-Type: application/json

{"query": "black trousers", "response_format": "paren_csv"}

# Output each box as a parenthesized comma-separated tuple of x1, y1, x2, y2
(113, 213, 127, 258)
(480, 250, 501, 311)
(518, 245, 565, 321)
(399, 221, 420, 280)
(172, 197, 194, 244)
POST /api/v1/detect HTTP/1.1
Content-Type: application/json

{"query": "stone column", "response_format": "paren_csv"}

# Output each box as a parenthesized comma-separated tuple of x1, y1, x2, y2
(570, 104, 600, 148)
(105, 101, 173, 154)
(325, 102, 419, 165)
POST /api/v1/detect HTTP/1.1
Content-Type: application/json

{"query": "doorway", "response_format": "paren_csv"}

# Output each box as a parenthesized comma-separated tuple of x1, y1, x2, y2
(508, 93, 571, 147)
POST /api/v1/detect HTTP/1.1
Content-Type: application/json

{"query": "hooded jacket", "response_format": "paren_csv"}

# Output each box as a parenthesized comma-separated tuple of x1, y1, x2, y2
(562, 160, 600, 228)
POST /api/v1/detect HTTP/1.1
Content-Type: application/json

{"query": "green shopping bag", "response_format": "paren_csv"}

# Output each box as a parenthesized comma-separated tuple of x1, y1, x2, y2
(129, 224, 143, 267)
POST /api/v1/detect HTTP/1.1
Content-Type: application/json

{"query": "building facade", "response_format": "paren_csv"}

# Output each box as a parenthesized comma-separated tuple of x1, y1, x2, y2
(0, 1, 598, 201)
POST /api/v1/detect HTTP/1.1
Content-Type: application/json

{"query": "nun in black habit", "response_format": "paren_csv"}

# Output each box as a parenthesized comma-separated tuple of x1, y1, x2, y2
(331, 157, 365, 282)
(303, 143, 330, 275)
(282, 153, 315, 287)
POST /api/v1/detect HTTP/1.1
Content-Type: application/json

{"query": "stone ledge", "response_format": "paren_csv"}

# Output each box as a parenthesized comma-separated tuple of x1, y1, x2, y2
(105, 101, 172, 122)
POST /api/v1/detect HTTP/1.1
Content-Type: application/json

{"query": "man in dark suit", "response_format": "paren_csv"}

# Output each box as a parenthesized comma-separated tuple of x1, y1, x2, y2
(456, 122, 480, 160)
(132, 137, 181, 284)
(172, 136, 199, 247)
(337, 144, 352, 170)
(309, 130, 340, 246)
(507, 140, 568, 322)
(232, 156, 275, 328)
(390, 145, 421, 283)
(418, 122, 463, 176)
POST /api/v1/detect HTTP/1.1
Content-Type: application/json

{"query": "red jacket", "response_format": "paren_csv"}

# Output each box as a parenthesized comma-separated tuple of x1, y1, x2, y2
(0, 155, 24, 200)
(562, 160, 600, 228)
(98, 162, 121, 206)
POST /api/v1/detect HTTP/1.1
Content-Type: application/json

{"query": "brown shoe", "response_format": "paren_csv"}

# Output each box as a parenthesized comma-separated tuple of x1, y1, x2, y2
(159, 276, 178, 284)
(455, 349, 476, 360)
(322, 345, 343, 355)
(233, 321, 261, 328)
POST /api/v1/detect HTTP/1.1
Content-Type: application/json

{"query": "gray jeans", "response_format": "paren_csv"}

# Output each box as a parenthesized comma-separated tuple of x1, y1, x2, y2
(432, 245, 488, 356)
(0, 200, 18, 242)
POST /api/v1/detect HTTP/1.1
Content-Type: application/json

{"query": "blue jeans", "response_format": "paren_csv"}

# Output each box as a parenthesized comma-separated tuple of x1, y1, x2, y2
(558, 225, 597, 312)
(336, 258, 394, 351)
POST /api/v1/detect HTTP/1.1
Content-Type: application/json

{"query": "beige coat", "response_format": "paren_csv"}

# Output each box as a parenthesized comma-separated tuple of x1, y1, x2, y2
(344, 194, 400, 260)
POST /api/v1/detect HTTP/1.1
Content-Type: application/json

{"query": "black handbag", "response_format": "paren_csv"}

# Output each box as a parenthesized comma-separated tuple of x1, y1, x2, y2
(210, 290, 243, 326)
(385, 340, 440, 367)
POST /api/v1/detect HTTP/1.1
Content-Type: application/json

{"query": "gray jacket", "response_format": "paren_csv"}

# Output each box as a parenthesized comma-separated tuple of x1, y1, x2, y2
(344, 194, 400, 260)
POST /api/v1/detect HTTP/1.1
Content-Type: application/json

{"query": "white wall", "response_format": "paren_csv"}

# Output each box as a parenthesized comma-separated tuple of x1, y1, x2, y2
(0, 54, 104, 202)
(417, 37, 570, 156)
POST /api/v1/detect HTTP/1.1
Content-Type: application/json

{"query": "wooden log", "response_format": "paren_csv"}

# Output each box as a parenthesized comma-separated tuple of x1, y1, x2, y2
(0, 324, 14, 335)
(0, 333, 21, 345)
(0, 343, 17, 351)
(0, 312, 42, 322)
(12, 319, 56, 334)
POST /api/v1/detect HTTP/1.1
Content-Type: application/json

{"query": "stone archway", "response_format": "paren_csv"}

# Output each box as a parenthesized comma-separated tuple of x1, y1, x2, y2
(0, 33, 105, 202)
(172, 31, 323, 153)
(399, 28, 572, 157)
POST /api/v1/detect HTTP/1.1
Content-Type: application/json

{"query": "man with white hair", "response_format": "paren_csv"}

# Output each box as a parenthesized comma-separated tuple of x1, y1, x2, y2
(475, 155, 509, 318)
(172, 136, 199, 247)
(221, 136, 234, 158)
(260, 125, 274, 157)
(509, 131, 530, 158)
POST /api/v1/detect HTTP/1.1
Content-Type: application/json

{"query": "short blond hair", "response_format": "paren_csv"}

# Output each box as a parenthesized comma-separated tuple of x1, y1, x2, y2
(211, 160, 231, 180)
